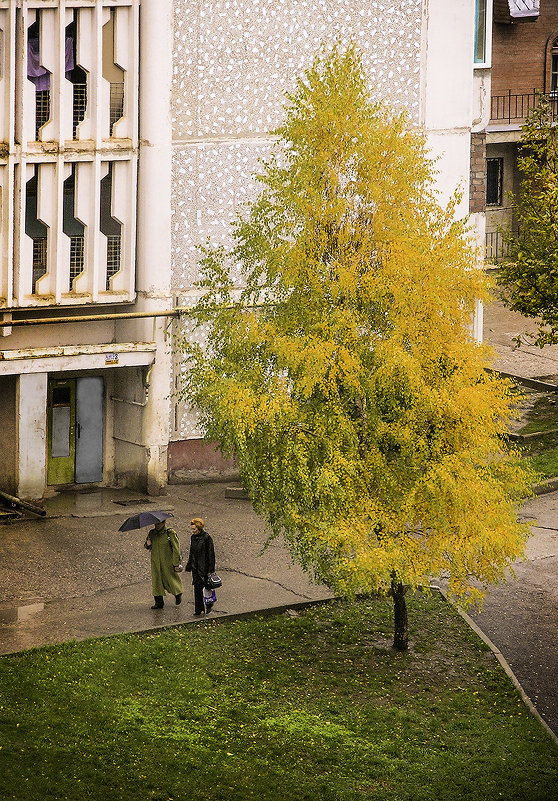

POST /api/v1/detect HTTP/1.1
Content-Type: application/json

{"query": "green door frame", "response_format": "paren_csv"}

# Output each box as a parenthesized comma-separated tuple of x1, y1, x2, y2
(47, 379, 76, 485)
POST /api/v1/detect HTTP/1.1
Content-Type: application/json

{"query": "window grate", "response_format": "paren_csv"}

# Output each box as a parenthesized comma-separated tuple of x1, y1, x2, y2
(70, 235, 85, 286)
(109, 82, 124, 136)
(32, 236, 47, 293)
(72, 83, 87, 138)
(106, 234, 121, 289)
(35, 90, 50, 140)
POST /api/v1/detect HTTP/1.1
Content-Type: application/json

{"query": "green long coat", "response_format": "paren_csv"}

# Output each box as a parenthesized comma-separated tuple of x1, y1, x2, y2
(144, 526, 183, 597)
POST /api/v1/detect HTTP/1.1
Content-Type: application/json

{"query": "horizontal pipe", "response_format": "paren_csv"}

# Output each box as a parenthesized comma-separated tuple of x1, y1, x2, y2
(0, 303, 268, 329)
(0, 309, 182, 328)
(110, 395, 148, 407)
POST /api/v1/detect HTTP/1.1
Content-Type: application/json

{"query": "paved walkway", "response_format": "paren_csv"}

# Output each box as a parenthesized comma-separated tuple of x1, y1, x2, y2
(0, 299, 557, 742)
(0, 482, 332, 653)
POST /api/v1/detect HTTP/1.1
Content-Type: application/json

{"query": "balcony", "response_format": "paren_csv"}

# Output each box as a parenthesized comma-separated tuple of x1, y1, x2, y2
(490, 91, 558, 126)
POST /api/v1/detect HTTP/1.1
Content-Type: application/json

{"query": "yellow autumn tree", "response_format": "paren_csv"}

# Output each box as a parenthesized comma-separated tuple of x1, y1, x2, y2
(178, 45, 533, 649)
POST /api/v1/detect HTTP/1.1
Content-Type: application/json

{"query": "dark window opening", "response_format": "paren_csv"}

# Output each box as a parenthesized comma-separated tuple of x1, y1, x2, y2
(63, 165, 85, 289)
(25, 167, 48, 293)
(102, 10, 125, 136)
(66, 16, 88, 138)
(100, 163, 122, 290)
(52, 386, 71, 405)
(486, 158, 504, 206)
(27, 17, 52, 140)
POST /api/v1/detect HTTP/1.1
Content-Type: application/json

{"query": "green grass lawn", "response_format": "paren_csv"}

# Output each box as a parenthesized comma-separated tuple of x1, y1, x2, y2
(1, 594, 557, 801)
(526, 445, 558, 480)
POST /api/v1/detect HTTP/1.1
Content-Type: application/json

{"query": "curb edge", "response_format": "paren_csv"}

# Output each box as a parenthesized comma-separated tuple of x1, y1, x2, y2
(433, 585, 558, 746)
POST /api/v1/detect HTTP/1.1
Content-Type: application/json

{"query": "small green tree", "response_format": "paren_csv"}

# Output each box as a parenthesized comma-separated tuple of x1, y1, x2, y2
(178, 45, 532, 649)
(498, 95, 558, 346)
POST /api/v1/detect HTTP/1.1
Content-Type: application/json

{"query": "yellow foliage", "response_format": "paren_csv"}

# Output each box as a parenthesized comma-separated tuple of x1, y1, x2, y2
(178, 44, 533, 607)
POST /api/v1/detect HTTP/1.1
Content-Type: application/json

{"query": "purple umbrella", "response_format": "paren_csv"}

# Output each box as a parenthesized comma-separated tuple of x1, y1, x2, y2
(118, 510, 173, 531)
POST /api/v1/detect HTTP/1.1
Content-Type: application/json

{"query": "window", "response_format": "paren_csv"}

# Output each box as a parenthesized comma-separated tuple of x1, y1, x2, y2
(474, 0, 492, 67)
(486, 158, 504, 206)
(63, 166, 85, 289)
(551, 37, 558, 95)
(100, 163, 122, 290)
(4, 1, 139, 307)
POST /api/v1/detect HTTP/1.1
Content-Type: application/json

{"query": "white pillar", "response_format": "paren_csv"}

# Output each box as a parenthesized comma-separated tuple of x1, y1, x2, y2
(121, 0, 173, 494)
(17, 373, 48, 499)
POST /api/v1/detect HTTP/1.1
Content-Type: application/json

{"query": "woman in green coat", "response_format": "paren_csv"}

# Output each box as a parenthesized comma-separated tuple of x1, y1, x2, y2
(144, 519, 183, 609)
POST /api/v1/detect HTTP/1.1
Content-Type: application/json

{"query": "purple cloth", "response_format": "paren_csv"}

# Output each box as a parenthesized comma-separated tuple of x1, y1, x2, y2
(27, 36, 75, 91)
(27, 37, 50, 90)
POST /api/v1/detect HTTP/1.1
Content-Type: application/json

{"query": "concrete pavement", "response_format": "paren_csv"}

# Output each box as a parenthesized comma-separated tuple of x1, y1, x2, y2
(0, 482, 332, 653)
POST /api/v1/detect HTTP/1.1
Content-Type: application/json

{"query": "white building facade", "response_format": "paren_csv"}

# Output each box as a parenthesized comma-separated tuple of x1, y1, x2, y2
(0, 0, 492, 498)
(0, 0, 173, 499)
(167, 0, 492, 480)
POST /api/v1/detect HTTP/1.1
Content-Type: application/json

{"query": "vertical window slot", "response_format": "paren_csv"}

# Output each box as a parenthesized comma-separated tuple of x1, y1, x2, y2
(100, 163, 122, 290)
(66, 13, 88, 139)
(103, 10, 124, 137)
(25, 167, 48, 293)
(63, 165, 85, 289)
(27, 16, 51, 140)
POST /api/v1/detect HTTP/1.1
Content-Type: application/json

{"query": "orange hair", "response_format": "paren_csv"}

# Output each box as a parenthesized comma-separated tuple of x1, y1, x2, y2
(190, 517, 204, 531)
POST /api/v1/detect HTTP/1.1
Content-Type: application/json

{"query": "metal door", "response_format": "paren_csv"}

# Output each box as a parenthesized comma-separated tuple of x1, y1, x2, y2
(75, 376, 103, 483)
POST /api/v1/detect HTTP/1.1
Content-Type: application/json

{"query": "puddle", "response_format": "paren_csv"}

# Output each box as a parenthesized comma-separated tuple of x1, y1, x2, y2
(0, 602, 44, 625)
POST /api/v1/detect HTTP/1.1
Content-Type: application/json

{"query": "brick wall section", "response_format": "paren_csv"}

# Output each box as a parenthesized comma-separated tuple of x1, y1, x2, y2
(470, 132, 487, 214)
(492, 4, 558, 97)
(493, 0, 512, 25)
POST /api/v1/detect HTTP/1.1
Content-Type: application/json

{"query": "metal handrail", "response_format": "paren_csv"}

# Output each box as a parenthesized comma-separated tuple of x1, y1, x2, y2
(490, 90, 558, 124)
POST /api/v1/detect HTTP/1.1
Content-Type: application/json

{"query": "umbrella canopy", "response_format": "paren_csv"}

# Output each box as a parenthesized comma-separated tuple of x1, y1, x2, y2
(118, 510, 173, 532)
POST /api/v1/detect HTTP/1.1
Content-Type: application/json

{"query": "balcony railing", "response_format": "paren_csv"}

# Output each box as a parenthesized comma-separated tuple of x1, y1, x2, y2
(485, 229, 521, 263)
(32, 236, 47, 293)
(109, 82, 124, 136)
(35, 89, 50, 140)
(70, 235, 85, 286)
(490, 90, 558, 125)
(106, 234, 121, 289)
(72, 83, 87, 138)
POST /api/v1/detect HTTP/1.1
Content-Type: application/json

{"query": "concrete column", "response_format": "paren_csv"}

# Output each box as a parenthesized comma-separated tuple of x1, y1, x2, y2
(17, 373, 48, 499)
(122, 0, 173, 494)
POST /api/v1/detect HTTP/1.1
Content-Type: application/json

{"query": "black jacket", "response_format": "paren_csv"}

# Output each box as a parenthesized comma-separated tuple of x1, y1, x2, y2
(185, 530, 215, 583)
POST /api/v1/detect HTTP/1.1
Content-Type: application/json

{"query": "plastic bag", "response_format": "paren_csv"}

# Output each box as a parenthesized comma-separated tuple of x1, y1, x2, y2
(203, 587, 217, 605)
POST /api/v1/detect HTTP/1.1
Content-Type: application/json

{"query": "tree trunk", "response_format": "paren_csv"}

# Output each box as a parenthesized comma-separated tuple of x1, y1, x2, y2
(391, 576, 408, 651)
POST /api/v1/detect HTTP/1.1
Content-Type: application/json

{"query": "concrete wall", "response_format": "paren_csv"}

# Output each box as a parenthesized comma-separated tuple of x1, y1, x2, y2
(0, 375, 17, 494)
(169, 0, 479, 460)
(17, 373, 47, 499)
(168, 439, 237, 483)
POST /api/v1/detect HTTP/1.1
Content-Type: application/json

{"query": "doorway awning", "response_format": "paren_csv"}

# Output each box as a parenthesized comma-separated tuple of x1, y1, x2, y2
(0, 342, 156, 375)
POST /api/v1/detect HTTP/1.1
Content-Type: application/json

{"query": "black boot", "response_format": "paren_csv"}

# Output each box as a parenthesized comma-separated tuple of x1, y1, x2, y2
(151, 596, 164, 609)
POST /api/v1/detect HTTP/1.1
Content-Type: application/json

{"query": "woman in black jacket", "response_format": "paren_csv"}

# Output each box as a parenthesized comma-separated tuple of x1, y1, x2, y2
(185, 517, 216, 615)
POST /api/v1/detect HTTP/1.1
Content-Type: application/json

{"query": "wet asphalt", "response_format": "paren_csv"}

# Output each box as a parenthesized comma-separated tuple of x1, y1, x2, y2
(0, 299, 557, 743)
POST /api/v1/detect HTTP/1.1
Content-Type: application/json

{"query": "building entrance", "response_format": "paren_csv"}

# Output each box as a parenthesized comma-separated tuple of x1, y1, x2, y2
(47, 376, 103, 485)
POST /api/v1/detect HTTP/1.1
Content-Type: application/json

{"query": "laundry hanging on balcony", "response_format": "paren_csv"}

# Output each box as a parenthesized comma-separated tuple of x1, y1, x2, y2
(27, 35, 75, 91)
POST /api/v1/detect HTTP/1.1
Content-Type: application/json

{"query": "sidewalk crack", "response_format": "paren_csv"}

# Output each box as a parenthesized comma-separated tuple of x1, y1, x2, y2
(223, 567, 315, 600)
